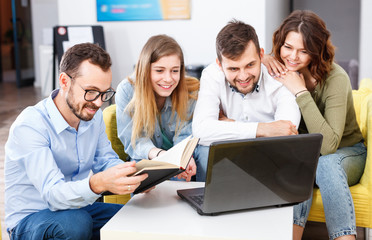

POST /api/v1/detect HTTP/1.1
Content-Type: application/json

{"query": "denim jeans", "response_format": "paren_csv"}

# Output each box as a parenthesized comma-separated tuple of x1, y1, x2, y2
(193, 145, 209, 181)
(293, 142, 367, 240)
(9, 202, 122, 240)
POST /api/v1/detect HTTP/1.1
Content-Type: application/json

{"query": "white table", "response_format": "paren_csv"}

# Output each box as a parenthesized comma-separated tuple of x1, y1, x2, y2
(101, 181, 293, 240)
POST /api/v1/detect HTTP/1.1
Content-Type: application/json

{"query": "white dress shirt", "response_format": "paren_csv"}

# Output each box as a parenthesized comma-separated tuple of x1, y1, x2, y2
(192, 62, 301, 146)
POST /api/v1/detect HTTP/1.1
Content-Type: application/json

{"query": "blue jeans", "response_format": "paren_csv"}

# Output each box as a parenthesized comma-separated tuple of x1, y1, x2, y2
(293, 142, 367, 240)
(9, 202, 122, 240)
(193, 145, 209, 182)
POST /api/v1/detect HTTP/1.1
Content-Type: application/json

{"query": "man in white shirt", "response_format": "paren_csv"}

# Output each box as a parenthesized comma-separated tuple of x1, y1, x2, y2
(192, 20, 301, 147)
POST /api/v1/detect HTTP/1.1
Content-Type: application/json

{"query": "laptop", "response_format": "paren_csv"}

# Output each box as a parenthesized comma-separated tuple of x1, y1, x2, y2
(177, 133, 323, 215)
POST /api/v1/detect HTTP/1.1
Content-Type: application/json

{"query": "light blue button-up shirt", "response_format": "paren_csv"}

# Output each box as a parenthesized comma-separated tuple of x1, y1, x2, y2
(116, 77, 196, 161)
(4, 89, 123, 230)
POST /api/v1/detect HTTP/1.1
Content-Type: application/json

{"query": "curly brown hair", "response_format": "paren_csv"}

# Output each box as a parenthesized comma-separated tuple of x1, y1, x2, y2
(272, 10, 335, 84)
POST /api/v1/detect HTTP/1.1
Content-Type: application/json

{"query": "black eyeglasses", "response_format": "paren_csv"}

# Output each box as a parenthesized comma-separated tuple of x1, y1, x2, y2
(66, 74, 116, 102)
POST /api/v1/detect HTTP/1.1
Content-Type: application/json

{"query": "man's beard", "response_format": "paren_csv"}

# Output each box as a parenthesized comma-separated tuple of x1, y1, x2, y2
(66, 89, 99, 121)
(229, 75, 258, 94)
(249, 79, 258, 93)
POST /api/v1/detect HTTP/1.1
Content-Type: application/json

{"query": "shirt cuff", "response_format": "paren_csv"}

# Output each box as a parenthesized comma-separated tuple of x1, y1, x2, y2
(81, 177, 101, 203)
(140, 141, 157, 160)
(295, 91, 312, 108)
(237, 121, 258, 138)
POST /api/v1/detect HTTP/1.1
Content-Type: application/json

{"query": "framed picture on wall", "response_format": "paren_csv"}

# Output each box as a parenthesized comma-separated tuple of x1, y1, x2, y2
(97, 0, 190, 21)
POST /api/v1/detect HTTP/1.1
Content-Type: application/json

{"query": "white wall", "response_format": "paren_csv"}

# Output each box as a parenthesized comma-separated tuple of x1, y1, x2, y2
(293, 0, 360, 62)
(54, 0, 288, 89)
(264, 0, 290, 54)
(31, 0, 59, 87)
(30, 0, 372, 90)
(359, 0, 372, 80)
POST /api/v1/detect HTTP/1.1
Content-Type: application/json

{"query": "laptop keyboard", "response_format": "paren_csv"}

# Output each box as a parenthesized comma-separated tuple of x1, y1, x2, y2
(190, 195, 204, 205)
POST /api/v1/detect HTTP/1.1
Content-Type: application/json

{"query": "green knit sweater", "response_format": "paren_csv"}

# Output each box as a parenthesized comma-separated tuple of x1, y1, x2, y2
(296, 63, 363, 155)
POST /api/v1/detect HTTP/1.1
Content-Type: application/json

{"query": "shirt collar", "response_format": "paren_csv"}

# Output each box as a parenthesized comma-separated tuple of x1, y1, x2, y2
(45, 89, 70, 134)
(45, 89, 94, 134)
(260, 64, 283, 95)
(162, 97, 173, 111)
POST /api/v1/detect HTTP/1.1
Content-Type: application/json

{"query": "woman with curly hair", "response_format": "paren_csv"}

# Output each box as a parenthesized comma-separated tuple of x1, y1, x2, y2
(263, 10, 366, 240)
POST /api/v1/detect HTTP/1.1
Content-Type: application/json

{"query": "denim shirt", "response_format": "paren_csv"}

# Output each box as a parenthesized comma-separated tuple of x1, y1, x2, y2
(116, 78, 196, 161)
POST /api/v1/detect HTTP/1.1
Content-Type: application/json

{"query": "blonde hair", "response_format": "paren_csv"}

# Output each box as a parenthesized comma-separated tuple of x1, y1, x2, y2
(126, 35, 199, 146)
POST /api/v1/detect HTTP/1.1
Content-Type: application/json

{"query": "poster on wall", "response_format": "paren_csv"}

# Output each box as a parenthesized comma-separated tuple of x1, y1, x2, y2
(97, 0, 190, 21)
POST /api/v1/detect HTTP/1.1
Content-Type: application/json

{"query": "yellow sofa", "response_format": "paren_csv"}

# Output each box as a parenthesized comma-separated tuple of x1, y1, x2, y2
(102, 104, 131, 204)
(308, 78, 372, 231)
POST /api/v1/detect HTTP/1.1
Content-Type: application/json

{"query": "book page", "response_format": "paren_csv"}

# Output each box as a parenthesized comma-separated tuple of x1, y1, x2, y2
(180, 138, 200, 169)
(131, 136, 199, 193)
(134, 159, 179, 175)
(152, 135, 192, 166)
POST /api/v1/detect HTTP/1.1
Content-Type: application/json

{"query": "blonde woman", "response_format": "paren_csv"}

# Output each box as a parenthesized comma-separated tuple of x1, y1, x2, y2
(116, 34, 207, 181)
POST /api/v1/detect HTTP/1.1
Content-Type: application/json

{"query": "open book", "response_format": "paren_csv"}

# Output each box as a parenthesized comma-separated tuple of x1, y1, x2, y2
(132, 135, 199, 194)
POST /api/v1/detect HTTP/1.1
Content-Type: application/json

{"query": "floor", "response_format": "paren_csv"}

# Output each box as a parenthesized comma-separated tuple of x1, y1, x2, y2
(0, 81, 367, 239)
(0, 82, 44, 239)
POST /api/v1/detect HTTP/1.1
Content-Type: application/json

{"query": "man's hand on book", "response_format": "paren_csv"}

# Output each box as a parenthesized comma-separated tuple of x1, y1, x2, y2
(89, 161, 148, 195)
(177, 157, 197, 182)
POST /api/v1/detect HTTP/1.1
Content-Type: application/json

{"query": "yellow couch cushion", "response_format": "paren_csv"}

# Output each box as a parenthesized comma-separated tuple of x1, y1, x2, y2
(103, 194, 131, 204)
(103, 104, 128, 161)
(352, 78, 372, 187)
(102, 104, 130, 204)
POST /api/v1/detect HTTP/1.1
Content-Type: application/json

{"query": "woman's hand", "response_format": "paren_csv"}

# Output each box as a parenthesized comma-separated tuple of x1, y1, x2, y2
(177, 157, 197, 182)
(262, 54, 287, 77)
(274, 71, 307, 96)
(261, 54, 306, 94)
(148, 147, 165, 160)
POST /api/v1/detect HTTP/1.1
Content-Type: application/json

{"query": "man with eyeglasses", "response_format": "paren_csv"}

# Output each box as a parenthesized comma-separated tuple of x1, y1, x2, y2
(4, 43, 148, 240)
